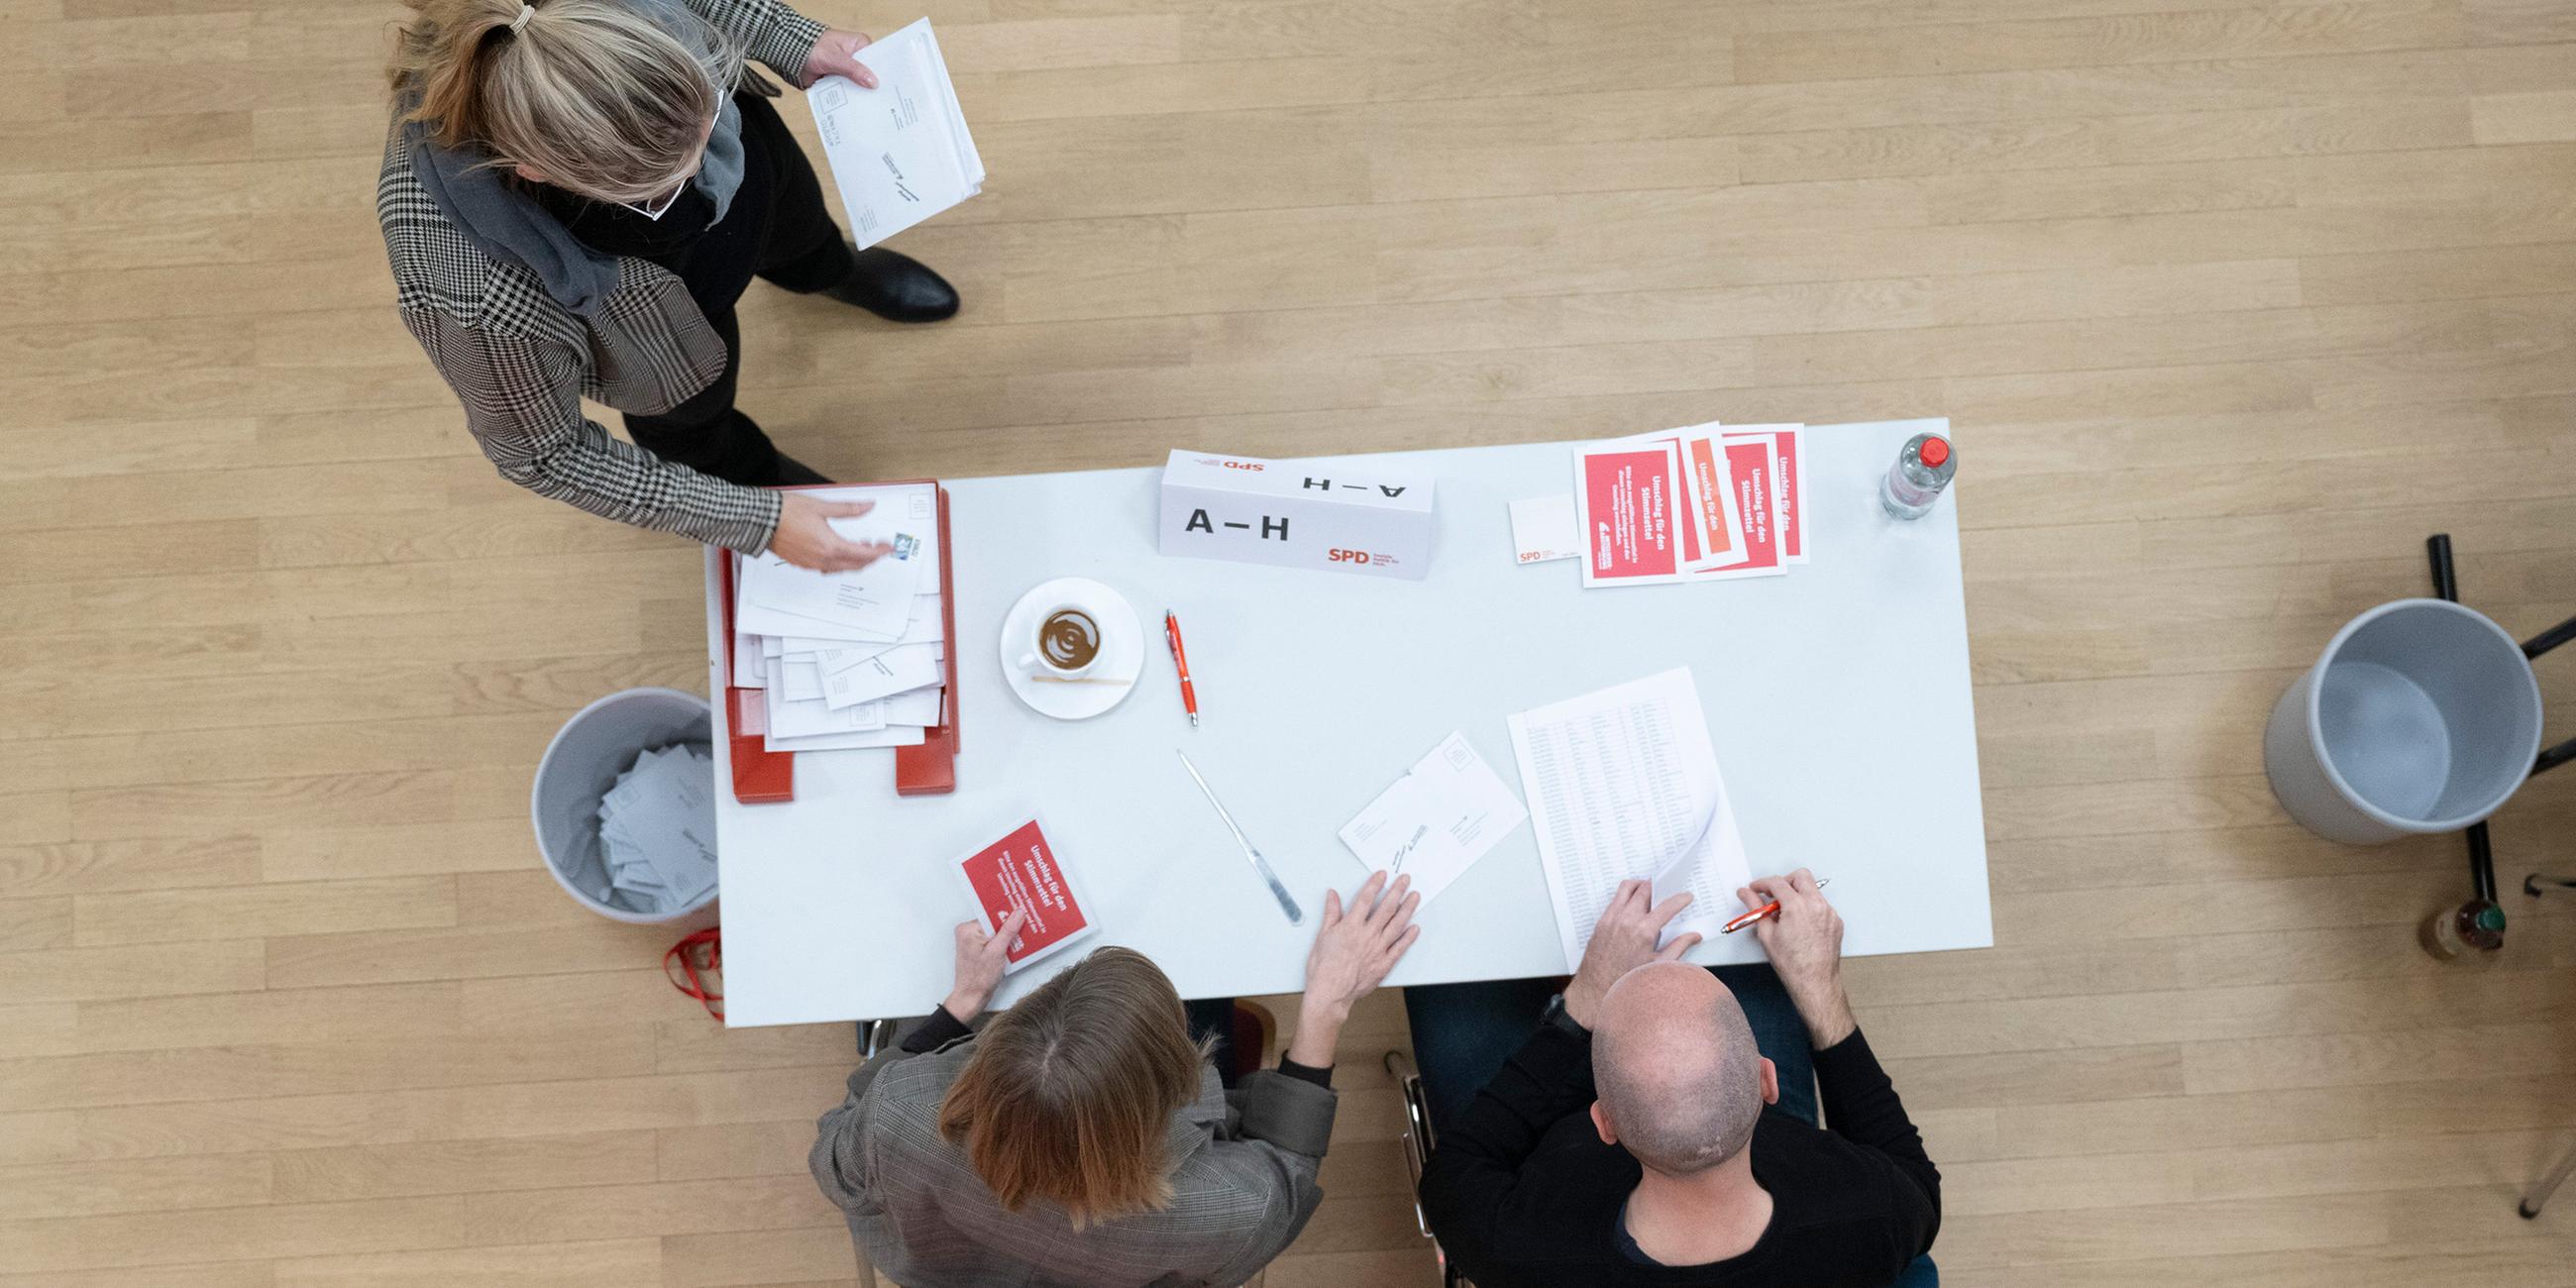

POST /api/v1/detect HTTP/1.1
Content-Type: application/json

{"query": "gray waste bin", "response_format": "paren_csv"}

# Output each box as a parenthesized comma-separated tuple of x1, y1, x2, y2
(2263, 598, 2542, 844)
(530, 687, 718, 923)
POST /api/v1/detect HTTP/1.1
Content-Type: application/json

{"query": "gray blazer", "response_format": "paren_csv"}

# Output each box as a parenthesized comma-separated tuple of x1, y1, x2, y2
(809, 1030, 1339, 1288)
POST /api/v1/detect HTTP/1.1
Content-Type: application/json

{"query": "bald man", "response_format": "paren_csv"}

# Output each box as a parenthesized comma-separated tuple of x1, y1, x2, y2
(1414, 872, 1939, 1287)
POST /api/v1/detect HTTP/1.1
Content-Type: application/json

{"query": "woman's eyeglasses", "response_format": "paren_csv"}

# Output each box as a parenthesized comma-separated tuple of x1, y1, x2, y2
(618, 178, 691, 221)
(616, 79, 726, 220)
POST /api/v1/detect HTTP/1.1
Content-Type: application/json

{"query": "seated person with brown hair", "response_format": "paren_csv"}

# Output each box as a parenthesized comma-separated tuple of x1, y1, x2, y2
(809, 872, 1422, 1287)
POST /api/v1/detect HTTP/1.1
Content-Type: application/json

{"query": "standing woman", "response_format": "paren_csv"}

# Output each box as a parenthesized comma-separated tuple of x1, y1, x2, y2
(380, 0, 951, 571)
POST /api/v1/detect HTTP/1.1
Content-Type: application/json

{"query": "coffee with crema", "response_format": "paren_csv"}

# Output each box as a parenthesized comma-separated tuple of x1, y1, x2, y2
(1036, 609, 1101, 671)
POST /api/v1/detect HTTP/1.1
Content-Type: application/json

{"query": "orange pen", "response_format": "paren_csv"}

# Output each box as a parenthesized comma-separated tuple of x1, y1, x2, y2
(1722, 878, 1831, 933)
(1164, 610, 1199, 727)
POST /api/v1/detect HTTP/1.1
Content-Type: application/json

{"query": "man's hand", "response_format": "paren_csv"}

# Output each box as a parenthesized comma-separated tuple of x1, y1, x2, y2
(769, 493, 892, 573)
(1560, 879, 1701, 1028)
(940, 907, 1024, 1020)
(1735, 869, 1854, 1047)
(1287, 871, 1422, 1067)
(801, 28, 878, 89)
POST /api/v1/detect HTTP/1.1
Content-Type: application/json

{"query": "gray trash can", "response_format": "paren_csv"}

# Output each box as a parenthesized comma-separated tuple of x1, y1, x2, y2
(2263, 598, 2543, 844)
(530, 687, 719, 923)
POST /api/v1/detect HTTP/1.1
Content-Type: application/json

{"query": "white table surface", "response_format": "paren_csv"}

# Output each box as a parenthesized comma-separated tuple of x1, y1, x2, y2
(702, 419, 1990, 1027)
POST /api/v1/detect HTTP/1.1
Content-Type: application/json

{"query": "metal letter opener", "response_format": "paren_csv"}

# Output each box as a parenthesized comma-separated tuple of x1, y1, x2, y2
(1176, 750, 1303, 924)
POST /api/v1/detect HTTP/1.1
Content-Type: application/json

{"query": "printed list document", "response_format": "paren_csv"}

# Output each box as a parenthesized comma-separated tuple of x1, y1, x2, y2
(1339, 731, 1530, 905)
(1507, 667, 1753, 968)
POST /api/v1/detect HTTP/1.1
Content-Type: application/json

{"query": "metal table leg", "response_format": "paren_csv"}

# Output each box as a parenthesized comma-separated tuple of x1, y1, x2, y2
(2426, 535, 2498, 905)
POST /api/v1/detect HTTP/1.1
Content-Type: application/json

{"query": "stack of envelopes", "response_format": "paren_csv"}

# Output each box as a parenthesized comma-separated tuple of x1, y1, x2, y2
(729, 483, 945, 752)
(805, 18, 985, 251)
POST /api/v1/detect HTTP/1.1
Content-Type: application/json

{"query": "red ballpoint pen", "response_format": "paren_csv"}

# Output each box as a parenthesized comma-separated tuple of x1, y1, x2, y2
(1722, 877, 1831, 933)
(1164, 610, 1199, 727)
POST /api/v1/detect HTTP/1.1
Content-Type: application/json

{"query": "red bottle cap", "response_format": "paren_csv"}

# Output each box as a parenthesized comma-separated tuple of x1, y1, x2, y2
(1919, 436, 1951, 468)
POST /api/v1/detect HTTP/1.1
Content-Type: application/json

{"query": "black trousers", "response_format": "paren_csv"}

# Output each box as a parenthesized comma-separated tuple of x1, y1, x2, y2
(623, 91, 854, 486)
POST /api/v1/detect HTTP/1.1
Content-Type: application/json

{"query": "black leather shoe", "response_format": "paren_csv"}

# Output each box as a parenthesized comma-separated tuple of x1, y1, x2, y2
(822, 247, 959, 323)
(767, 452, 832, 485)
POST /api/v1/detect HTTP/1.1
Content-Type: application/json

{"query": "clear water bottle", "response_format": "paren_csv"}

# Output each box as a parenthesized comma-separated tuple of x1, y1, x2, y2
(1880, 432, 1955, 520)
(2421, 899, 2506, 963)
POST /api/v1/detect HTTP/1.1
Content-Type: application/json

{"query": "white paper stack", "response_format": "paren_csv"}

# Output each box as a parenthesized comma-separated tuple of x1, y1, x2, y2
(596, 744, 719, 913)
(731, 483, 946, 753)
(805, 18, 984, 251)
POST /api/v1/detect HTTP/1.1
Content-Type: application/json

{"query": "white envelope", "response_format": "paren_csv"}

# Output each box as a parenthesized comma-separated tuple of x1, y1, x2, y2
(766, 683, 890, 738)
(730, 632, 765, 688)
(767, 724, 928, 751)
(779, 658, 825, 702)
(735, 485, 941, 640)
(809, 19, 984, 251)
(739, 540, 925, 642)
(880, 686, 944, 727)
(1339, 731, 1530, 905)
(804, 596, 946, 675)
(820, 644, 943, 709)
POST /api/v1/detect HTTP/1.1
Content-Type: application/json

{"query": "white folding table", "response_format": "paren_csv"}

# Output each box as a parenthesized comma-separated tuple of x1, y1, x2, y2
(701, 419, 1990, 1027)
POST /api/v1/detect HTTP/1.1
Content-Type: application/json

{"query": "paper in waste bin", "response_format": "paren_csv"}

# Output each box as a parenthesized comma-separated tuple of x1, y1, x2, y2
(595, 744, 718, 913)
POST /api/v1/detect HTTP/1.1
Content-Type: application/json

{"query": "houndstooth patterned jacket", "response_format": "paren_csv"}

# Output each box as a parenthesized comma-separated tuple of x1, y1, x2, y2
(376, 0, 824, 556)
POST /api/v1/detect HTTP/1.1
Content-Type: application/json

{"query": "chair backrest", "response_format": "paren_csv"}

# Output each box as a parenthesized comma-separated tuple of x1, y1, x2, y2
(1389, 1053, 1471, 1288)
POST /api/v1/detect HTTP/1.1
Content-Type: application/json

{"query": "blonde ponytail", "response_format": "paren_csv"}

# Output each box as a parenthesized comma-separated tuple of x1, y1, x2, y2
(388, 0, 743, 203)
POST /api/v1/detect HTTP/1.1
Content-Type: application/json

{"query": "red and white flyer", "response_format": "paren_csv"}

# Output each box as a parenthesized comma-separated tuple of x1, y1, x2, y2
(1573, 438, 1689, 587)
(1723, 424, 1806, 564)
(1695, 436, 1787, 581)
(1674, 428, 1748, 572)
(1595, 425, 1750, 575)
(951, 814, 1095, 972)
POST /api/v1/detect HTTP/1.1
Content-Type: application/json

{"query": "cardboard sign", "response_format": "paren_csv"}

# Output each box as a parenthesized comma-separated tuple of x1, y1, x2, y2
(1159, 450, 1437, 580)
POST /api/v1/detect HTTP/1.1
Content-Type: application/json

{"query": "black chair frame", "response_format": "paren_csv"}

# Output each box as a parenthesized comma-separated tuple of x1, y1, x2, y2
(2423, 536, 2576, 1221)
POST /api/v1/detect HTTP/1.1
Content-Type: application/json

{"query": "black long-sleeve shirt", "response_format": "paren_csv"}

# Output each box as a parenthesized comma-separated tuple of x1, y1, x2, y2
(1418, 1020, 1940, 1288)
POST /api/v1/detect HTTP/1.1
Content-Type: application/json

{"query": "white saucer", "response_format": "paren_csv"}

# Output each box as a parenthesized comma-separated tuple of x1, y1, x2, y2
(1000, 578, 1145, 720)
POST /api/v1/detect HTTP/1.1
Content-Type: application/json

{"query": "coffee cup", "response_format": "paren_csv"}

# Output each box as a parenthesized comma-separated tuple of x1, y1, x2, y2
(1018, 604, 1104, 679)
